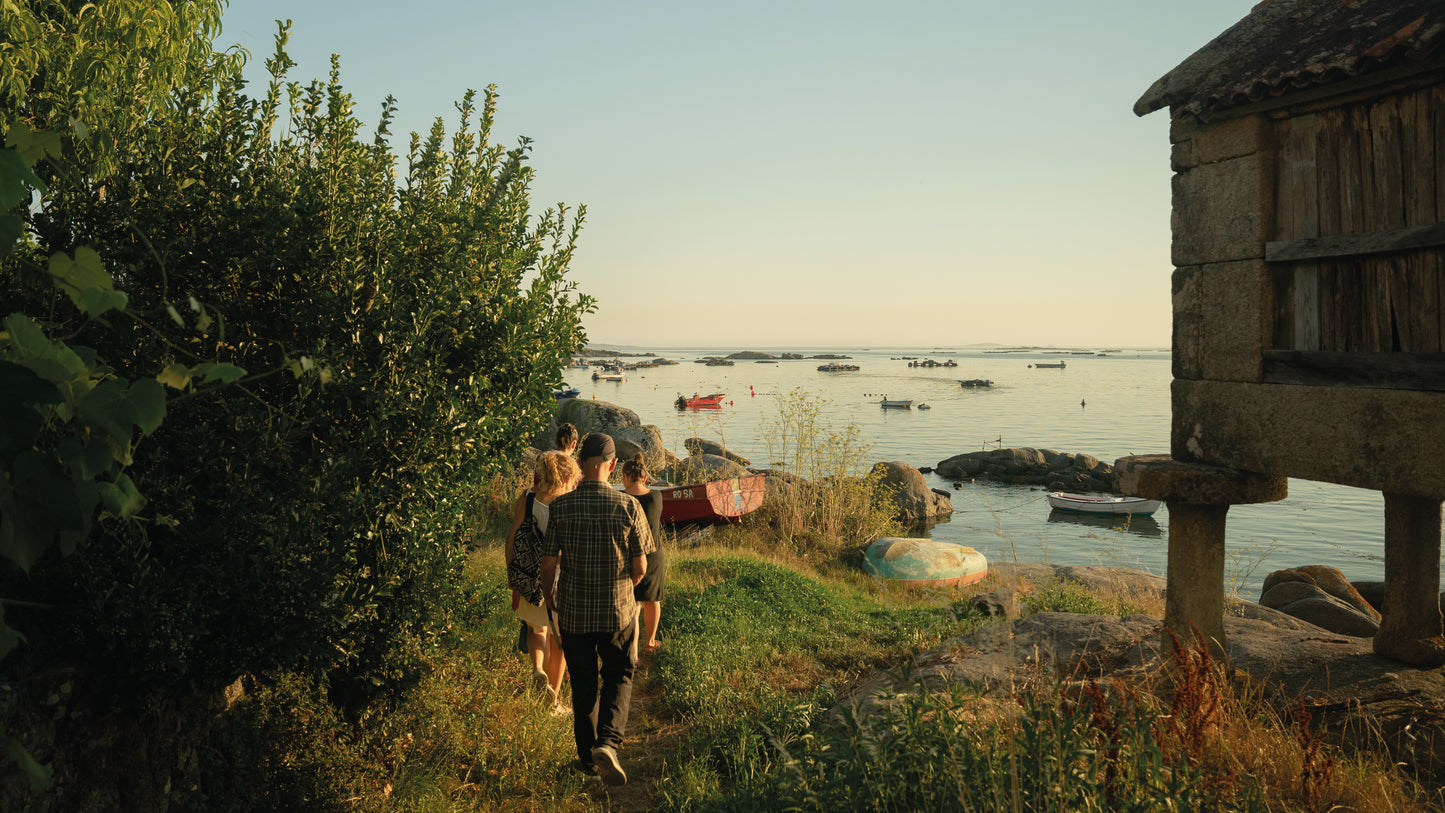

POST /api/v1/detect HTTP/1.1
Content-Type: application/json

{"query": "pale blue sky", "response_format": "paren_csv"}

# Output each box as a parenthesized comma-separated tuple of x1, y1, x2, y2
(221, 1, 1251, 349)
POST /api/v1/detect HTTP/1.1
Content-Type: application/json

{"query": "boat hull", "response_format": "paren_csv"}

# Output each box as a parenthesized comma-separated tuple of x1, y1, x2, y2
(658, 473, 766, 524)
(1046, 492, 1162, 516)
(863, 538, 989, 586)
(676, 392, 726, 408)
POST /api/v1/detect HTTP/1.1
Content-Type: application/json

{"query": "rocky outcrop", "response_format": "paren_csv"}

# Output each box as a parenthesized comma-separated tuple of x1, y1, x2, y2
(1260, 581, 1379, 637)
(870, 461, 953, 524)
(934, 447, 1115, 491)
(613, 424, 668, 472)
(671, 453, 749, 484)
(684, 438, 750, 465)
(838, 562, 1445, 785)
(1260, 565, 1383, 638)
(555, 398, 641, 437)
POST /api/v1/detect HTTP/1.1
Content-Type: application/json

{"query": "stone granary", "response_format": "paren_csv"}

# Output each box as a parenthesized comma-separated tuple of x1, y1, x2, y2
(1123, 0, 1445, 666)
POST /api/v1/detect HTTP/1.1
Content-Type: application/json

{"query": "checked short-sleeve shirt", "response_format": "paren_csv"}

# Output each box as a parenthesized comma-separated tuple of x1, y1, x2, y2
(545, 480, 656, 634)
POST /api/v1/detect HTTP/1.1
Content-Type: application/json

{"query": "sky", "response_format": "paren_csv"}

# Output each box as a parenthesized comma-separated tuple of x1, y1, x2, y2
(219, 1, 1253, 349)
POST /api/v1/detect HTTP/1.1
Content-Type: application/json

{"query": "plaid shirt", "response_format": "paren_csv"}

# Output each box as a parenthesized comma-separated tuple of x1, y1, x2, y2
(545, 480, 656, 634)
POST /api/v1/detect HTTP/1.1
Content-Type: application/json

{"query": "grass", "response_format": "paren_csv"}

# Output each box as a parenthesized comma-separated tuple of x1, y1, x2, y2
(201, 534, 1442, 812)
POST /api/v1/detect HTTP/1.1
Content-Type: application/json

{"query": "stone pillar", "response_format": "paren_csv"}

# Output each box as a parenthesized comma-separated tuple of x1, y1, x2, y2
(1374, 493, 1445, 667)
(1163, 503, 1229, 652)
(1115, 455, 1287, 659)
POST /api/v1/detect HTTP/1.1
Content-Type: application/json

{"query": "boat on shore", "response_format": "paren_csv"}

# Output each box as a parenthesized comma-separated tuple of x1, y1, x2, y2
(676, 392, 726, 409)
(657, 473, 766, 524)
(1046, 492, 1161, 516)
(863, 538, 989, 586)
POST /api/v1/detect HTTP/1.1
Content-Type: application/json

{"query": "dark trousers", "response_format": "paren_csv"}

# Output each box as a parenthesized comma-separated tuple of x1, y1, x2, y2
(559, 624, 637, 762)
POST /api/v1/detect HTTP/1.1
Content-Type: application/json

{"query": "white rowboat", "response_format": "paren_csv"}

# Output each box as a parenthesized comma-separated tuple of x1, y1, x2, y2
(1047, 492, 1162, 516)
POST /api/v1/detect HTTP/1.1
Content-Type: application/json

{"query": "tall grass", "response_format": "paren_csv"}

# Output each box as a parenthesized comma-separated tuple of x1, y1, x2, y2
(754, 388, 899, 555)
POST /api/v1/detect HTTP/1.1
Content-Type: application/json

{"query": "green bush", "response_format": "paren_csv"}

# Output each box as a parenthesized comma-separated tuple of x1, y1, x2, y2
(2, 13, 592, 703)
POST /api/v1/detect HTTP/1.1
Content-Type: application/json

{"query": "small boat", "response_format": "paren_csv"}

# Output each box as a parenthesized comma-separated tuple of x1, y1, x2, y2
(880, 398, 912, 409)
(553, 387, 581, 399)
(657, 473, 766, 524)
(592, 371, 626, 382)
(817, 362, 860, 372)
(863, 538, 989, 587)
(675, 392, 726, 409)
(1046, 492, 1162, 516)
(958, 379, 993, 388)
(1033, 361, 1067, 369)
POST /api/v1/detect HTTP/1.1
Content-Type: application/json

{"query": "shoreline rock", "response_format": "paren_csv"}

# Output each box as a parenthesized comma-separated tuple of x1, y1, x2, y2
(935, 447, 1116, 492)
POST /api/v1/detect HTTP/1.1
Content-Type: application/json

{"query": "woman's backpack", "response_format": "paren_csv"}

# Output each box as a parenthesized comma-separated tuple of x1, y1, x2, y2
(507, 492, 546, 606)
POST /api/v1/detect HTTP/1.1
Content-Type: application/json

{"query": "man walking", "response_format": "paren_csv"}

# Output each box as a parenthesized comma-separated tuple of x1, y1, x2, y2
(541, 432, 654, 785)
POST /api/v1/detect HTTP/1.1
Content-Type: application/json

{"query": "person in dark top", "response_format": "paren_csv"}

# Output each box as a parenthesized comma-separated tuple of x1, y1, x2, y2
(622, 454, 665, 654)
(541, 433, 654, 786)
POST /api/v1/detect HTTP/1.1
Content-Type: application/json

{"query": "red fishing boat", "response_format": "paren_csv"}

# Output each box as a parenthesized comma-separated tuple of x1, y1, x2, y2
(675, 391, 726, 409)
(658, 473, 766, 524)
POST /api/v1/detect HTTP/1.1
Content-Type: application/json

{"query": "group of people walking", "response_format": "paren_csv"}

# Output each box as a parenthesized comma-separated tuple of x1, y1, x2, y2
(504, 423, 665, 786)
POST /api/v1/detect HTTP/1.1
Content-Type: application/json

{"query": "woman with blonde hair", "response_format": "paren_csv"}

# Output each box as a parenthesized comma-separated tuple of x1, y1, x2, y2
(507, 450, 581, 708)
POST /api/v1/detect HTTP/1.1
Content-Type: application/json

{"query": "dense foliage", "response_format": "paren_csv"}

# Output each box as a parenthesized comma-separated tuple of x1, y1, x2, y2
(1, 1, 592, 792)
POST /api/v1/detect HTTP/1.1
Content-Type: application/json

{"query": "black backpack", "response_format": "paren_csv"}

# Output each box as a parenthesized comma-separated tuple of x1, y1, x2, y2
(508, 492, 546, 606)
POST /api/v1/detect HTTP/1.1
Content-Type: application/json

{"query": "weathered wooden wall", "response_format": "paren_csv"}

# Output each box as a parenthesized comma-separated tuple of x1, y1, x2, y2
(1270, 83, 1445, 354)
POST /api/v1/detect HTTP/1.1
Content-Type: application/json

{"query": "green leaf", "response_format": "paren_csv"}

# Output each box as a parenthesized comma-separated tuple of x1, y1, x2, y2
(129, 377, 165, 435)
(0, 213, 22, 254)
(5, 120, 62, 166)
(194, 361, 246, 385)
(77, 378, 137, 445)
(76, 286, 128, 317)
(156, 362, 192, 390)
(49, 247, 125, 316)
(0, 604, 21, 662)
(0, 147, 44, 210)
(97, 473, 144, 518)
(3, 735, 53, 792)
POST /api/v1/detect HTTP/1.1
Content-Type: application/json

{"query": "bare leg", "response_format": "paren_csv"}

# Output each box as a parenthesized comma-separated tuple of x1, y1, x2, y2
(527, 626, 548, 690)
(641, 601, 662, 652)
(545, 628, 568, 702)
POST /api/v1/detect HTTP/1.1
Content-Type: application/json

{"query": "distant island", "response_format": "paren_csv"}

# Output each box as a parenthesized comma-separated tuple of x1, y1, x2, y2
(720, 351, 850, 360)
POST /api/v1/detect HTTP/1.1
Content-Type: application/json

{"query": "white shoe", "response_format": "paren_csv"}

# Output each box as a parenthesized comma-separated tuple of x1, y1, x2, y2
(591, 745, 627, 786)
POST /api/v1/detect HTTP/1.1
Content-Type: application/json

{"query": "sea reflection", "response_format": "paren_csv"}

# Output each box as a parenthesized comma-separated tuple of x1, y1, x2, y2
(1046, 509, 1163, 538)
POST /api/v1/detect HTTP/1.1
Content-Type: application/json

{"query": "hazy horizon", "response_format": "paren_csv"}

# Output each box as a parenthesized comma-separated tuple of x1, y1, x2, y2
(223, 1, 1254, 348)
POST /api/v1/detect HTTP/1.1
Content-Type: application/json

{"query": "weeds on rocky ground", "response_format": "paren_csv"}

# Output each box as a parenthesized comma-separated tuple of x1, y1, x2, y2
(749, 388, 900, 558)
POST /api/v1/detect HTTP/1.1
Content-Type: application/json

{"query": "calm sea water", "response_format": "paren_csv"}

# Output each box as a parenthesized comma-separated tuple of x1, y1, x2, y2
(565, 346, 1399, 598)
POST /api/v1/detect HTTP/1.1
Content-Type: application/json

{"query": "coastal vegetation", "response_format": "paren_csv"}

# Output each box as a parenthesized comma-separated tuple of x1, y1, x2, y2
(1, 5, 1440, 812)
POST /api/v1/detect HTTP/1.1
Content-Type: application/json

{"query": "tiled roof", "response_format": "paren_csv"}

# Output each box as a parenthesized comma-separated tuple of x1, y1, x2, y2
(1136, 0, 1445, 117)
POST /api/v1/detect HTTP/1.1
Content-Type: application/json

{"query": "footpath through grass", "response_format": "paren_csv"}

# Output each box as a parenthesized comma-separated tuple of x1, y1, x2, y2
(207, 539, 1442, 812)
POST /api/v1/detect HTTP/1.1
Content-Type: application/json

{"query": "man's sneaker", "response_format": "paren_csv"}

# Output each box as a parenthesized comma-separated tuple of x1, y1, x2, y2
(590, 745, 627, 786)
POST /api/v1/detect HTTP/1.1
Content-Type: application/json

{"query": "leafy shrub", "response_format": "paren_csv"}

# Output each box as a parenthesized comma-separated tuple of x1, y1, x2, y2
(2, 15, 592, 705)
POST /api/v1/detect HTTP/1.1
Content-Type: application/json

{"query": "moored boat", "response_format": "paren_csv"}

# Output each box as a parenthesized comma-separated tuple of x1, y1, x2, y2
(1046, 492, 1162, 516)
(958, 379, 993, 388)
(592, 371, 626, 382)
(553, 386, 580, 399)
(862, 538, 989, 586)
(657, 473, 766, 524)
(675, 392, 726, 409)
(880, 398, 912, 409)
(1033, 361, 1067, 369)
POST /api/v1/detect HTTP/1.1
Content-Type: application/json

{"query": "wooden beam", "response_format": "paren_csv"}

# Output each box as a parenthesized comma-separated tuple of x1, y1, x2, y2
(1266, 222, 1445, 263)
(1263, 349, 1445, 391)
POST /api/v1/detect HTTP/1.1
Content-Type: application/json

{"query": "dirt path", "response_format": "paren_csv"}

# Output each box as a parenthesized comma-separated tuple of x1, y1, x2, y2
(582, 653, 686, 812)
